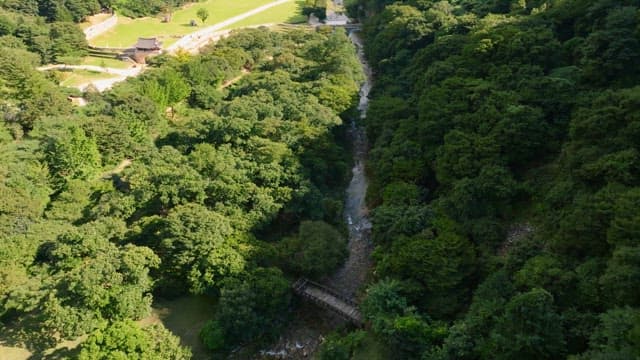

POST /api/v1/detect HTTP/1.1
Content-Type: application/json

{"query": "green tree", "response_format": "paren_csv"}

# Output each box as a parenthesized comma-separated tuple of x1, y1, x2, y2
(318, 331, 366, 360)
(574, 307, 640, 360)
(42, 125, 101, 189)
(196, 8, 209, 24)
(362, 279, 410, 323)
(361, 279, 446, 358)
(49, 22, 88, 63)
(599, 246, 640, 307)
(376, 219, 476, 318)
(141, 68, 190, 117)
(135, 203, 245, 295)
(279, 220, 347, 278)
(435, 270, 516, 360)
(0, 48, 72, 129)
(79, 320, 191, 360)
(9, 222, 161, 339)
(200, 267, 290, 350)
(489, 288, 566, 360)
(126, 146, 207, 214)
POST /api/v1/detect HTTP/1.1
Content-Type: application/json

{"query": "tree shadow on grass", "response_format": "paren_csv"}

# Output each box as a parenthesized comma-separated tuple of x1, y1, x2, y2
(287, 1, 309, 24)
(29, 345, 81, 360)
(0, 317, 55, 355)
(0, 316, 83, 360)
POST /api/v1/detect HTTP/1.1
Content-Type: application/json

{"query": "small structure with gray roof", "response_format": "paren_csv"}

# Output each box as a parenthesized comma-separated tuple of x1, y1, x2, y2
(130, 37, 162, 63)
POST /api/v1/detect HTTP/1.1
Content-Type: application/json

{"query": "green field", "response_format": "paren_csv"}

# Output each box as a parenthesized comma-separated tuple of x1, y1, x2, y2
(0, 296, 214, 360)
(140, 296, 216, 360)
(58, 69, 119, 87)
(221, 0, 307, 30)
(90, 0, 291, 48)
(81, 56, 133, 69)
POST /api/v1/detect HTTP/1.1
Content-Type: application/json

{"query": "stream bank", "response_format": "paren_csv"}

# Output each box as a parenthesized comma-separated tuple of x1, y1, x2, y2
(254, 29, 374, 360)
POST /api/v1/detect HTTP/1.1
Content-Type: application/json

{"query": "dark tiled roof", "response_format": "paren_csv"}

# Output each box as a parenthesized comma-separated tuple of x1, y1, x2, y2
(135, 37, 161, 50)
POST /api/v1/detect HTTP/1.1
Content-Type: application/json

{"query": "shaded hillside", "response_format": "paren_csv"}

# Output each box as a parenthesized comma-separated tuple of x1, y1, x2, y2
(317, 1, 640, 359)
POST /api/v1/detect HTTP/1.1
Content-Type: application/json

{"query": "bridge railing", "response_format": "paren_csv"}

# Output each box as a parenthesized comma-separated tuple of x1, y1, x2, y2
(292, 277, 363, 326)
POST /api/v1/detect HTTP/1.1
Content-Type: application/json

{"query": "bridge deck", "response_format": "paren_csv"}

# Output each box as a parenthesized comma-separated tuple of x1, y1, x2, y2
(293, 278, 363, 326)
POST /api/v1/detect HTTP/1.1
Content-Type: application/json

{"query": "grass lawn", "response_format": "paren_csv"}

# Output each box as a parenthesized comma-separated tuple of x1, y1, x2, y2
(0, 296, 214, 360)
(140, 296, 216, 360)
(58, 69, 119, 88)
(90, 0, 277, 48)
(81, 56, 133, 69)
(352, 331, 393, 360)
(221, 0, 307, 30)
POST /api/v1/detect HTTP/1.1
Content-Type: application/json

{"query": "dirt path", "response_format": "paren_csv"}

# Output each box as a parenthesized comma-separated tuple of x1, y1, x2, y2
(221, 68, 250, 89)
(101, 158, 133, 178)
(38, 64, 141, 77)
(38, 64, 145, 92)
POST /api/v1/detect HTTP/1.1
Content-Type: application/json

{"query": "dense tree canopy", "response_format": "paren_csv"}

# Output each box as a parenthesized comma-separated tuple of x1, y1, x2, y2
(279, 220, 347, 278)
(350, 0, 640, 358)
(0, 25, 363, 357)
(79, 320, 191, 360)
(8, 0, 640, 357)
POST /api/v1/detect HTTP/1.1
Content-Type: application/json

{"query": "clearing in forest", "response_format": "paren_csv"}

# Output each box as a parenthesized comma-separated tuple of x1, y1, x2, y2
(220, 0, 307, 30)
(58, 69, 120, 88)
(89, 0, 302, 48)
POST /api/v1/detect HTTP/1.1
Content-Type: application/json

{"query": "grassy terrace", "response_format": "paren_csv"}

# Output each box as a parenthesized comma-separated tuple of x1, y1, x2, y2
(81, 56, 133, 69)
(70, 1, 306, 91)
(90, 0, 277, 48)
(221, 0, 307, 30)
(57, 69, 119, 88)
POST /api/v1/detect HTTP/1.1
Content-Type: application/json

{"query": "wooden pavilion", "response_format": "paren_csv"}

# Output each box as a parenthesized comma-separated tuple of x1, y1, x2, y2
(131, 37, 162, 63)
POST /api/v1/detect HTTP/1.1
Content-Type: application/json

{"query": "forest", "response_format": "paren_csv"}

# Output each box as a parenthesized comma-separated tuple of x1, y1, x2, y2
(2, 0, 640, 358)
(0, 0, 365, 355)
(1, 0, 202, 20)
(314, 0, 640, 359)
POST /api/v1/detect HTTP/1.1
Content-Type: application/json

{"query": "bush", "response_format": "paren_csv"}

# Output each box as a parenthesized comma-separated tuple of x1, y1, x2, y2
(318, 330, 366, 360)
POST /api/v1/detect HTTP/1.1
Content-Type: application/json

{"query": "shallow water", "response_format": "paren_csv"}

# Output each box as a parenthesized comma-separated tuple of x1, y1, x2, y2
(256, 29, 375, 359)
(327, 30, 374, 299)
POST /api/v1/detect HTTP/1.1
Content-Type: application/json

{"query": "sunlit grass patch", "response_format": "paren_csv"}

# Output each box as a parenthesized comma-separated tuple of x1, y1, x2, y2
(57, 69, 119, 88)
(221, 0, 307, 30)
(90, 0, 276, 48)
(81, 56, 133, 69)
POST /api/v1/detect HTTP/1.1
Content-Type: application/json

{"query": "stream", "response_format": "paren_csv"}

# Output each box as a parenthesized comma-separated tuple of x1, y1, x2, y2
(328, 30, 374, 299)
(255, 29, 374, 360)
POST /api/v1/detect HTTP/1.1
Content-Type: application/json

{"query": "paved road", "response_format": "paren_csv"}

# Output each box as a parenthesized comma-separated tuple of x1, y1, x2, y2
(37, 64, 141, 77)
(37, 64, 144, 92)
(165, 0, 292, 53)
(40, 0, 295, 91)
